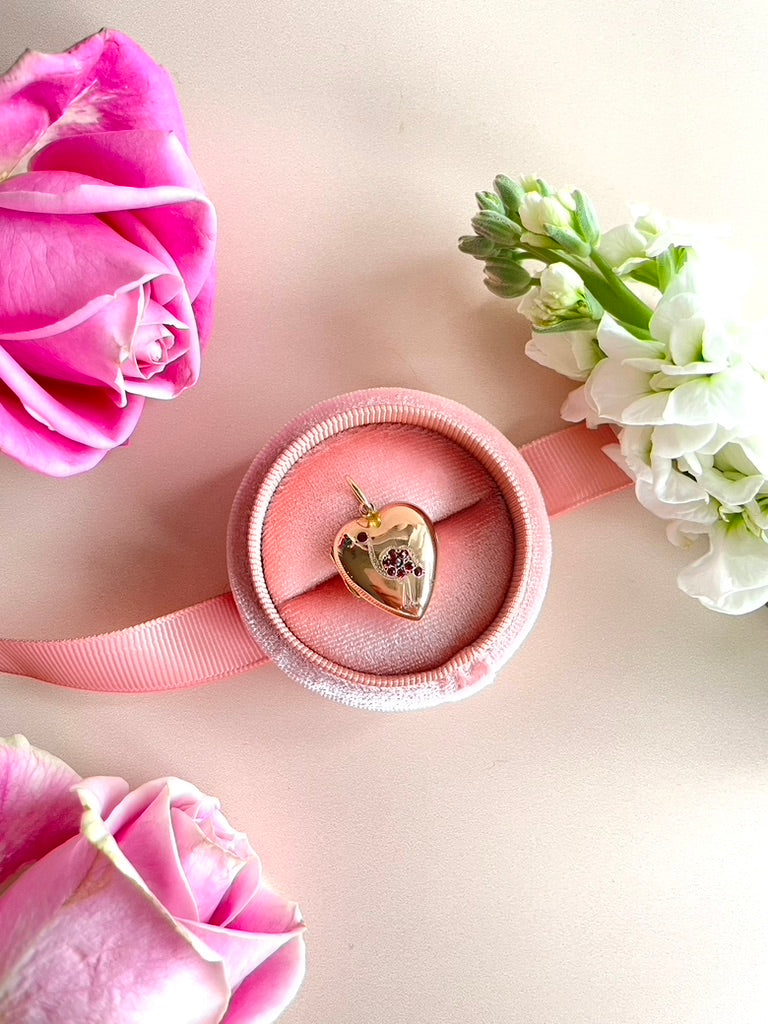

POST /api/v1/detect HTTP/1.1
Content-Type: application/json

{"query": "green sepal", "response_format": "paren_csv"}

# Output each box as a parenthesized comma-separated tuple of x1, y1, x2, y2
(493, 174, 525, 216)
(657, 244, 690, 290)
(471, 210, 523, 246)
(458, 234, 497, 258)
(475, 190, 506, 214)
(544, 224, 592, 258)
(584, 289, 604, 320)
(627, 259, 660, 288)
(531, 317, 599, 334)
(483, 276, 533, 299)
(573, 189, 600, 246)
(482, 258, 532, 290)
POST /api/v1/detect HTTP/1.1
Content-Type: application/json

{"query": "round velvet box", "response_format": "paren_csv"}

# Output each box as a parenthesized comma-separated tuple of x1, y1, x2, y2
(228, 388, 551, 711)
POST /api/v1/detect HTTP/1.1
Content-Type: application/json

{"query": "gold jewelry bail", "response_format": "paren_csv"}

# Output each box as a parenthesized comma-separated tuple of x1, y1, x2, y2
(346, 477, 376, 517)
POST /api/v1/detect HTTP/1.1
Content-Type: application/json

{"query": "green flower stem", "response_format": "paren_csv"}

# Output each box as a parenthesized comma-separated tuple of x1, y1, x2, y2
(589, 249, 654, 331)
(519, 243, 652, 333)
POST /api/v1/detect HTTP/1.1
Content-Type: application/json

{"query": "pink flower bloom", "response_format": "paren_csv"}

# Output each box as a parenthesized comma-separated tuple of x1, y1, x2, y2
(0, 736, 305, 1024)
(0, 30, 217, 476)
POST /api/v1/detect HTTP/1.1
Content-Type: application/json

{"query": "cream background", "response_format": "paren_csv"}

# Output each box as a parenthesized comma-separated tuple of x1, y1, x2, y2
(2, 2, 768, 1022)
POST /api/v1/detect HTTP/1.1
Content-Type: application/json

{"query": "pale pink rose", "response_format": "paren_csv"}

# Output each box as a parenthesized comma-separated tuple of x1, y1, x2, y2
(0, 736, 305, 1024)
(0, 30, 217, 476)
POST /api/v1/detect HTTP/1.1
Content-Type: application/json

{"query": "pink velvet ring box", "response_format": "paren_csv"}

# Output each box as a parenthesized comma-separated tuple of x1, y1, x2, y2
(228, 388, 552, 711)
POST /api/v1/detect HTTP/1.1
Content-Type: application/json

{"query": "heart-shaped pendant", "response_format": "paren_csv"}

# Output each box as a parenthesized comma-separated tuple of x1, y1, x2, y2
(332, 478, 437, 620)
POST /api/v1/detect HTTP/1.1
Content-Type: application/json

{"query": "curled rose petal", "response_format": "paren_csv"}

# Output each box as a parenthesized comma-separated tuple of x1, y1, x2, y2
(223, 938, 307, 1024)
(108, 784, 200, 921)
(0, 29, 188, 177)
(0, 830, 230, 1024)
(30, 132, 217, 302)
(171, 805, 252, 923)
(0, 735, 82, 890)
(182, 919, 305, 993)
(0, 385, 133, 474)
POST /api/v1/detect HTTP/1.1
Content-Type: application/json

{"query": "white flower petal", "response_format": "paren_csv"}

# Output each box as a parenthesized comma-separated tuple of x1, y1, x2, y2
(585, 359, 661, 423)
(668, 315, 705, 366)
(677, 519, 768, 614)
(597, 313, 665, 360)
(525, 330, 599, 381)
(698, 468, 764, 507)
(662, 365, 764, 429)
(560, 384, 594, 424)
(650, 422, 718, 458)
(619, 390, 671, 425)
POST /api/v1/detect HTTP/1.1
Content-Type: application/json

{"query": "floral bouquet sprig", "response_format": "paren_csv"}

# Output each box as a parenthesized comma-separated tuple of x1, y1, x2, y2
(460, 175, 768, 614)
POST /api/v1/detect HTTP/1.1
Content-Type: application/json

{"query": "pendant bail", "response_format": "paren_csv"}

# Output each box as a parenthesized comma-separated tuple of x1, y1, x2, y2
(346, 477, 376, 518)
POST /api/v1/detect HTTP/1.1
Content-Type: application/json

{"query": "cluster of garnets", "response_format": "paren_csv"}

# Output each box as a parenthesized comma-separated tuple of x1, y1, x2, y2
(381, 547, 424, 579)
(338, 533, 423, 580)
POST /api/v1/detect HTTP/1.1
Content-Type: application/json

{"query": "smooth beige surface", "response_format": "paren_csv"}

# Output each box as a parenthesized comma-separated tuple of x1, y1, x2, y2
(2, 3, 768, 1022)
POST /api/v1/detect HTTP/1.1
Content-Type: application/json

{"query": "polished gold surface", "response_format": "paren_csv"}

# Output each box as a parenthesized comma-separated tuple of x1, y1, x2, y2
(332, 485, 437, 620)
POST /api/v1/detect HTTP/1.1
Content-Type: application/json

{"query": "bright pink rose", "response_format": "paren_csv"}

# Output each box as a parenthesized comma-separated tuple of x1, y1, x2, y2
(0, 736, 305, 1024)
(0, 30, 216, 476)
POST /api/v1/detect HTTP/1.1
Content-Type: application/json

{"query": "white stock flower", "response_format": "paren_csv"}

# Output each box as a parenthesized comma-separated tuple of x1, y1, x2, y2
(518, 191, 576, 248)
(520, 262, 581, 315)
(525, 330, 601, 381)
(580, 261, 768, 435)
(605, 420, 768, 614)
(676, 518, 768, 614)
(597, 210, 675, 274)
(518, 262, 594, 328)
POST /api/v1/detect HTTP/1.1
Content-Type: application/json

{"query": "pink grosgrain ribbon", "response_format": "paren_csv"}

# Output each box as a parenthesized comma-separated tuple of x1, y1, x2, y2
(0, 424, 630, 692)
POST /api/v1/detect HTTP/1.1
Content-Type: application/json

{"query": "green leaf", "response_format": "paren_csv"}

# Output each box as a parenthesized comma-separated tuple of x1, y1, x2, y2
(493, 175, 525, 216)
(458, 234, 496, 258)
(471, 210, 522, 246)
(573, 189, 600, 246)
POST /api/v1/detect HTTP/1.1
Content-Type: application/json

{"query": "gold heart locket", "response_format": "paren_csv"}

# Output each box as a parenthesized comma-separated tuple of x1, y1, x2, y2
(331, 478, 437, 620)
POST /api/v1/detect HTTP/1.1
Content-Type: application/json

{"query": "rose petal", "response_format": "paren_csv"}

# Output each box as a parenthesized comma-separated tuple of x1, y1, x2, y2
(223, 937, 307, 1024)
(124, 286, 200, 399)
(76, 776, 131, 820)
(103, 776, 205, 835)
(210, 858, 263, 927)
(32, 130, 217, 303)
(230, 881, 304, 935)
(0, 735, 81, 890)
(170, 806, 250, 922)
(182, 918, 304, 991)
(191, 263, 217, 350)
(0, 345, 146, 447)
(112, 785, 199, 921)
(1, 286, 143, 399)
(0, 179, 175, 336)
(0, 30, 188, 176)
(0, 383, 124, 475)
(0, 831, 229, 1024)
